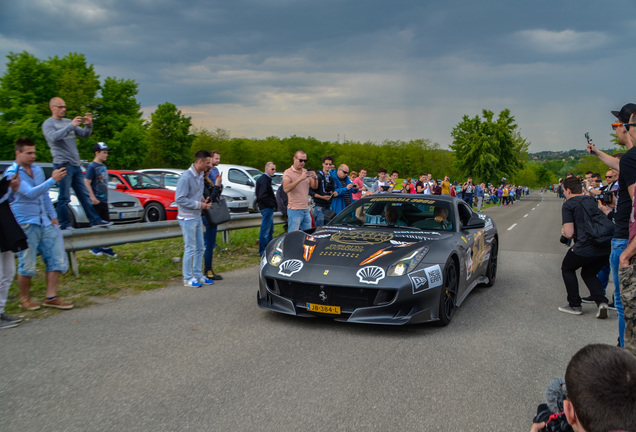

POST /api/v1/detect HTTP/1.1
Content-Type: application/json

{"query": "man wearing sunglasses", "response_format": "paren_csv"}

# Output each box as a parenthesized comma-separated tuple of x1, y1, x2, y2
(283, 150, 318, 232)
(587, 103, 636, 349)
(329, 164, 357, 214)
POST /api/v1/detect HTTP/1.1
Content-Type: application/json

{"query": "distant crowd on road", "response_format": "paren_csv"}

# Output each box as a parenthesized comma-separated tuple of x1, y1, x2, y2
(273, 152, 529, 231)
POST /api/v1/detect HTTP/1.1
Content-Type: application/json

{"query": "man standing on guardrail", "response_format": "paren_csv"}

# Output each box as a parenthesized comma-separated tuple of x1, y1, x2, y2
(85, 142, 117, 258)
(176, 150, 215, 288)
(42, 97, 111, 230)
(3, 137, 73, 311)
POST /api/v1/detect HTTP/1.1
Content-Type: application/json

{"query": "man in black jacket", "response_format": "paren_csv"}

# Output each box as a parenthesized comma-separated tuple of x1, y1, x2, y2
(309, 155, 335, 227)
(256, 162, 277, 256)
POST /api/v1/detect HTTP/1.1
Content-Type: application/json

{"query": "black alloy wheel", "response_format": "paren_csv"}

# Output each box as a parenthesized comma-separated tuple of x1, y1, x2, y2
(143, 202, 166, 222)
(484, 238, 498, 287)
(437, 257, 458, 326)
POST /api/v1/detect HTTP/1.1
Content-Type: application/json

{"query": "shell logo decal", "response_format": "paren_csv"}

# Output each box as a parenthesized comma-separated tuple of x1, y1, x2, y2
(278, 259, 303, 277)
(356, 266, 386, 284)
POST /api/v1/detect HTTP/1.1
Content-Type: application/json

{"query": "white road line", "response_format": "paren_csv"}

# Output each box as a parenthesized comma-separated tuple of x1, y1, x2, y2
(532, 207, 536, 211)
(507, 223, 517, 231)
(524, 214, 528, 218)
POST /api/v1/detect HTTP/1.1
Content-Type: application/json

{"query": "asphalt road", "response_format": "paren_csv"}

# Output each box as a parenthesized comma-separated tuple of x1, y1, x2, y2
(0, 191, 619, 432)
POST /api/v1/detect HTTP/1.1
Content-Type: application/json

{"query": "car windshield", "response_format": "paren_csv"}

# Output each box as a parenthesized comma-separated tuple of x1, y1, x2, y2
(247, 169, 263, 180)
(122, 173, 165, 190)
(329, 197, 454, 231)
(271, 174, 283, 185)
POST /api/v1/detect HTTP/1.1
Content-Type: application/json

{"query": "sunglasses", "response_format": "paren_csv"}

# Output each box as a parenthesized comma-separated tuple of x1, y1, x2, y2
(340, 170, 349, 175)
(612, 122, 636, 131)
(295, 157, 307, 163)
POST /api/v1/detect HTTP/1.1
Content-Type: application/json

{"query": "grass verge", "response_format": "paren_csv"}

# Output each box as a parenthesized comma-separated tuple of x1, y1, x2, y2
(5, 225, 285, 319)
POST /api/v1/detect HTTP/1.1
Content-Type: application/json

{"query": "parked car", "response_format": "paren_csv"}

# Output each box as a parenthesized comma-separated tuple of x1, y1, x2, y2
(215, 164, 264, 211)
(0, 161, 144, 227)
(107, 170, 178, 222)
(136, 168, 249, 213)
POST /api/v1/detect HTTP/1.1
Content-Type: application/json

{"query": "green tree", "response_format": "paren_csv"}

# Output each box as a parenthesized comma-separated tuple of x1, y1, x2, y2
(145, 102, 193, 168)
(450, 109, 528, 184)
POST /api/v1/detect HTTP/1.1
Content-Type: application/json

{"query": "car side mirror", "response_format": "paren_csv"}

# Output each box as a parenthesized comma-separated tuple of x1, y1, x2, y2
(116, 184, 126, 191)
(462, 214, 486, 230)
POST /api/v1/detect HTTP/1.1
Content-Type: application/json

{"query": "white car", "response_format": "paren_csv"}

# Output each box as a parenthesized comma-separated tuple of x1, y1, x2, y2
(215, 164, 266, 211)
(136, 168, 249, 213)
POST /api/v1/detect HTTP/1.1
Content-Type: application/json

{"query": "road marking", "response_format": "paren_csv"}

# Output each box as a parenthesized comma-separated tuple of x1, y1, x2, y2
(507, 223, 517, 231)
(524, 214, 528, 218)
(532, 207, 536, 211)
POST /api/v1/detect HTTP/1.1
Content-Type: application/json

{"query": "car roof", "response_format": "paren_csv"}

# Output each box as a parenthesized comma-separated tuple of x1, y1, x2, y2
(136, 168, 187, 174)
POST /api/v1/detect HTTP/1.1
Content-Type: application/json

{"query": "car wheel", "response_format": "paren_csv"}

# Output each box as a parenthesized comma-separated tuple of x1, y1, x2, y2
(484, 238, 498, 287)
(144, 202, 166, 222)
(437, 257, 458, 326)
(68, 209, 78, 228)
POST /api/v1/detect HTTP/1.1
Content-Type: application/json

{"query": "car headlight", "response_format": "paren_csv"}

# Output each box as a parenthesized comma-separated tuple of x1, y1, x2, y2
(387, 247, 429, 276)
(267, 237, 285, 267)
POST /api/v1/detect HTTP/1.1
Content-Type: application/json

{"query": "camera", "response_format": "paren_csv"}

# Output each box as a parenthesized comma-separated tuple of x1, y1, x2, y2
(594, 188, 615, 205)
(560, 235, 572, 246)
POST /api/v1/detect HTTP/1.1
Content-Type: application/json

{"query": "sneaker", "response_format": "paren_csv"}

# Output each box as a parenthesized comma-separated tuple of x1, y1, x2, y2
(0, 312, 22, 324)
(92, 220, 113, 228)
(206, 270, 223, 281)
(101, 248, 118, 258)
(90, 248, 103, 256)
(0, 318, 18, 329)
(184, 278, 202, 288)
(558, 305, 583, 315)
(19, 299, 40, 311)
(596, 303, 609, 319)
(581, 296, 594, 304)
(42, 297, 74, 310)
(199, 277, 215, 285)
(61, 226, 76, 231)
(607, 302, 617, 311)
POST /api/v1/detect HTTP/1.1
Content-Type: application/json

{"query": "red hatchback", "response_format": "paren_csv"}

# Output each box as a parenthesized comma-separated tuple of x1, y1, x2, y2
(107, 170, 178, 222)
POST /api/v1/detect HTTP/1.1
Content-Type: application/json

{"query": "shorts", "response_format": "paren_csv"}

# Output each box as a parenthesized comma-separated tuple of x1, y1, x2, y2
(17, 224, 68, 277)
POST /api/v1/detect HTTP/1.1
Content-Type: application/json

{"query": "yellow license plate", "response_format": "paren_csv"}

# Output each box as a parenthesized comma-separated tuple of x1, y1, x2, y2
(307, 303, 341, 315)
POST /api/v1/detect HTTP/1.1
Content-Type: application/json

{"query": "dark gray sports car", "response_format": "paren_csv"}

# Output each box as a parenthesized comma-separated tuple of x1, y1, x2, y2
(257, 195, 498, 326)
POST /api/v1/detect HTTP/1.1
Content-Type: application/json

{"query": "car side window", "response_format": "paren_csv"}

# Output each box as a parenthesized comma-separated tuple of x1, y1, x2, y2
(163, 173, 180, 188)
(457, 203, 472, 226)
(228, 169, 250, 186)
(108, 174, 124, 189)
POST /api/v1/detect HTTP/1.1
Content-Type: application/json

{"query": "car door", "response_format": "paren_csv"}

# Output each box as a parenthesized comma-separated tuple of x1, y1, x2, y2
(456, 202, 487, 290)
(226, 168, 256, 209)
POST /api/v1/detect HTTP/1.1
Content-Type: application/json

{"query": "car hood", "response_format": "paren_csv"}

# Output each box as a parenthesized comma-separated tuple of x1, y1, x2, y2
(278, 225, 452, 268)
(129, 188, 175, 200)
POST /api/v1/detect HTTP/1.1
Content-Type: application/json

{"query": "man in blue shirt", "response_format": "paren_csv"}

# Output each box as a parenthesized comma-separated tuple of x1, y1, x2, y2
(475, 182, 485, 212)
(3, 137, 73, 311)
(85, 142, 117, 258)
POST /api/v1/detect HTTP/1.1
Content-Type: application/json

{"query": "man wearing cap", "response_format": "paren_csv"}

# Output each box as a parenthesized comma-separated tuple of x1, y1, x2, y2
(84, 143, 117, 258)
(42, 97, 110, 230)
(587, 103, 636, 348)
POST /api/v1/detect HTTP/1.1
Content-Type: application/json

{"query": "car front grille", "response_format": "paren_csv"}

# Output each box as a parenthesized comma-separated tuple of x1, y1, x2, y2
(267, 278, 396, 310)
(111, 202, 136, 208)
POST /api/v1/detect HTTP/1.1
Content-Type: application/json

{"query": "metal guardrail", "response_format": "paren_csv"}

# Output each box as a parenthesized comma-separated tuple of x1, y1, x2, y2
(62, 212, 285, 276)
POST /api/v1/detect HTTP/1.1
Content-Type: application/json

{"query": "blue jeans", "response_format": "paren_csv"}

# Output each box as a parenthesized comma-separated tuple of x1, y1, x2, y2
(287, 208, 312, 232)
(598, 265, 610, 294)
(611, 238, 627, 347)
(179, 218, 204, 281)
(202, 216, 217, 272)
(259, 207, 275, 255)
(17, 224, 67, 276)
(464, 195, 473, 206)
(314, 206, 326, 227)
(54, 163, 102, 228)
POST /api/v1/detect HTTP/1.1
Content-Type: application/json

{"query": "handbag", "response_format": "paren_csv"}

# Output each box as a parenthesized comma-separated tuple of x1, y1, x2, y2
(204, 197, 231, 225)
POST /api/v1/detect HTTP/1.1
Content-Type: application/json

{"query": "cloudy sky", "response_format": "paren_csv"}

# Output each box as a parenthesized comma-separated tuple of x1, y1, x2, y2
(1, 0, 635, 152)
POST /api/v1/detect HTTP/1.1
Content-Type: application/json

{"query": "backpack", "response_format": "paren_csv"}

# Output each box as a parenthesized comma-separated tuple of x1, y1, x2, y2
(579, 196, 614, 247)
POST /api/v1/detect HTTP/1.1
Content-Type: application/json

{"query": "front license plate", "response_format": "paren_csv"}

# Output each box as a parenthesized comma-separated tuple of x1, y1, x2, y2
(307, 303, 341, 314)
(119, 211, 138, 219)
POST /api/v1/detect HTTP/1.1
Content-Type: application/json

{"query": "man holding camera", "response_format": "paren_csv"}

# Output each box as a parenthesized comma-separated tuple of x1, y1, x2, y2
(330, 164, 357, 214)
(283, 150, 318, 232)
(42, 97, 110, 230)
(559, 176, 610, 317)
(462, 177, 475, 206)
(587, 103, 636, 347)
(309, 155, 335, 227)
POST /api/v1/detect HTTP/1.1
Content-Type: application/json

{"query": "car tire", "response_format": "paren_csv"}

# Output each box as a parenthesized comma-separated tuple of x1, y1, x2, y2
(143, 202, 166, 222)
(436, 257, 458, 326)
(484, 238, 498, 287)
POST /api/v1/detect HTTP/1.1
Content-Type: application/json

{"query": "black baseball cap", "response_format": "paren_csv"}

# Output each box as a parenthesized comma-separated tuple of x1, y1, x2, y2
(611, 103, 636, 123)
(92, 142, 112, 152)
